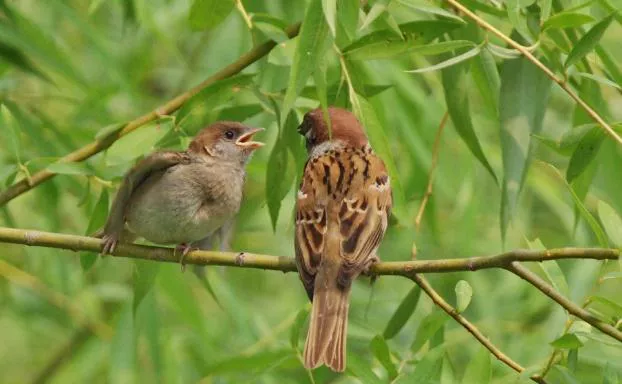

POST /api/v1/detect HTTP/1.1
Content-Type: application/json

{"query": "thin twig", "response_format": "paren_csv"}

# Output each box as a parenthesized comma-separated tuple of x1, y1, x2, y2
(0, 23, 301, 207)
(415, 110, 448, 230)
(444, 0, 622, 147)
(0, 227, 617, 275)
(506, 262, 622, 342)
(410, 274, 548, 384)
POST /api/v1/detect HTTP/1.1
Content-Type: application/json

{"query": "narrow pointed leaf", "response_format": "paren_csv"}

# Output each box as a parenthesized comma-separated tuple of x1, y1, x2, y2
(598, 200, 622, 246)
(80, 188, 109, 270)
(566, 126, 605, 182)
(440, 58, 497, 182)
(564, 14, 615, 68)
(370, 335, 398, 379)
(383, 286, 422, 339)
(462, 347, 492, 384)
(407, 45, 481, 73)
(499, 56, 551, 240)
(542, 12, 595, 30)
(188, 0, 235, 31)
(455, 280, 473, 313)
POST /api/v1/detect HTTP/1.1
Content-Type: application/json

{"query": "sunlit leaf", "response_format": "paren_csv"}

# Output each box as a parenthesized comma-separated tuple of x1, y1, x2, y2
(499, 55, 551, 240)
(188, 0, 235, 31)
(598, 200, 622, 246)
(551, 333, 584, 349)
(321, 0, 337, 36)
(564, 14, 615, 68)
(573, 72, 622, 91)
(542, 12, 595, 30)
(407, 45, 481, 73)
(411, 310, 448, 353)
(282, 0, 330, 118)
(370, 335, 398, 379)
(462, 347, 491, 384)
(440, 57, 497, 182)
(383, 285, 421, 339)
(46, 162, 92, 176)
(455, 280, 473, 313)
(344, 20, 462, 61)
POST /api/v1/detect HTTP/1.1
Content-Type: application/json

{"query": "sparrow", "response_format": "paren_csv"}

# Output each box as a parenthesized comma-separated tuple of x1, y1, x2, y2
(100, 121, 264, 266)
(295, 107, 392, 371)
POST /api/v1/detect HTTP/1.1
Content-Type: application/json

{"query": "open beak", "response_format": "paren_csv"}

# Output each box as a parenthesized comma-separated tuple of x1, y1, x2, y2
(235, 127, 265, 150)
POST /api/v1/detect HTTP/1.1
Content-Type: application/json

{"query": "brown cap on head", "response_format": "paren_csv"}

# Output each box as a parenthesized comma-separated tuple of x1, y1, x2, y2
(189, 121, 264, 155)
(298, 107, 368, 149)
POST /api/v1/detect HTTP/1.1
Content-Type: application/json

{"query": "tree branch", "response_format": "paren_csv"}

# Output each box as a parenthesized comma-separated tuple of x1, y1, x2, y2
(0, 227, 617, 275)
(410, 274, 547, 384)
(444, 0, 622, 147)
(506, 262, 622, 343)
(0, 23, 301, 207)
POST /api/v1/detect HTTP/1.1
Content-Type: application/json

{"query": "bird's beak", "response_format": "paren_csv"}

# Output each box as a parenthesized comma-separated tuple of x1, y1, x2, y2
(236, 127, 265, 150)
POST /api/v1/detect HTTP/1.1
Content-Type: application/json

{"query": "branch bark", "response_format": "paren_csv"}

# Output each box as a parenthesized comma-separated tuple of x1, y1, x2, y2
(507, 262, 622, 343)
(0, 23, 301, 207)
(0, 227, 617, 275)
(410, 274, 547, 384)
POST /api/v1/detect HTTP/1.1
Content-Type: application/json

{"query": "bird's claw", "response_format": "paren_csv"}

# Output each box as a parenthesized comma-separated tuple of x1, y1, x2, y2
(101, 234, 119, 255)
(175, 244, 194, 272)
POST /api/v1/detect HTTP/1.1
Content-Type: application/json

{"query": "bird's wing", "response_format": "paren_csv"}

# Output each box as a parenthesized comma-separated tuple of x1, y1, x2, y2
(295, 159, 329, 300)
(337, 153, 392, 283)
(103, 151, 191, 237)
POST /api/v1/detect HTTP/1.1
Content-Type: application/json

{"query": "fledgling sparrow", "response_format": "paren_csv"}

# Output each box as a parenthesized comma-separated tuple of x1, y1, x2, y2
(100, 122, 264, 266)
(295, 107, 392, 372)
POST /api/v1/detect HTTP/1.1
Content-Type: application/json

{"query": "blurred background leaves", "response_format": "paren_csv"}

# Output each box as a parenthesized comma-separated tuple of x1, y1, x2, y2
(0, 0, 621, 383)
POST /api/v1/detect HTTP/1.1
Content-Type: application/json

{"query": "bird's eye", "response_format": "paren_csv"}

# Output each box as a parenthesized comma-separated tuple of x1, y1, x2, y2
(224, 130, 235, 140)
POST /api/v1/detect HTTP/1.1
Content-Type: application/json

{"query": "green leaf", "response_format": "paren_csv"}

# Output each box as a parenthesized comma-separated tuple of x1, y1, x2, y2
(0, 41, 50, 81)
(411, 310, 448, 353)
(411, 345, 446, 383)
(188, 0, 235, 31)
(573, 72, 622, 91)
(551, 333, 584, 349)
(347, 353, 383, 384)
(202, 349, 293, 376)
(349, 39, 475, 61)
(265, 138, 295, 231)
(383, 286, 422, 339)
(590, 296, 622, 317)
(595, 45, 622, 89)
(455, 280, 473, 313)
(398, 1, 466, 23)
(80, 188, 109, 270)
(499, 55, 551, 240)
(177, 74, 255, 131)
(343, 20, 462, 61)
(407, 45, 481, 73)
(542, 12, 595, 30)
(109, 304, 136, 384)
(46, 162, 92, 176)
(603, 362, 620, 384)
(322, 0, 337, 36)
(471, 48, 500, 119)
(568, 347, 578, 372)
(106, 121, 173, 167)
(0, 104, 22, 162)
(551, 366, 581, 384)
(546, 164, 608, 246)
(135, 291, 163, 381)
(282, 0, 330, 118)
(350, 91, 405, 208)
(539, 260, 569, 298)
(505, 0, 534, 43)
(132, 260, 160, 315)
(462, 347, 491, 384)
(598, 200, 622, 246)
(566, 127, 605, 182)
(335, 0, 359, 46)
(290, 306, 310, 350)
(370, 335, 398, 379)
(440, 57, 497, 183)
(564, 14, 615, 68)
(360, 0, 390, 30)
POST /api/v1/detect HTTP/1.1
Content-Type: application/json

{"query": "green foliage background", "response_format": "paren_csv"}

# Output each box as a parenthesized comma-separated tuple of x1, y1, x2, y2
(0, 0, 621, 383)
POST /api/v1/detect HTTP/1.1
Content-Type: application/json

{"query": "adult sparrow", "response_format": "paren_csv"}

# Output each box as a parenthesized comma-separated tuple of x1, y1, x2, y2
(295, 107, 392, 371)
(101, 121, 264, 266)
